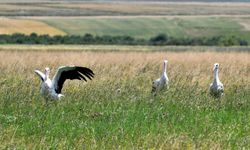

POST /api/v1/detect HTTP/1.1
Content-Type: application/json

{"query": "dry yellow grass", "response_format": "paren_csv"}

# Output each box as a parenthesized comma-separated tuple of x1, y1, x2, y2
(0, 50, 249, 88)
(0, 18, 65, 35)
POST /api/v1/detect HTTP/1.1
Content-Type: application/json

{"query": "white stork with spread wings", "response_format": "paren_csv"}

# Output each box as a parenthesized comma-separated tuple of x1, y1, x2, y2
(35, 66, 94, 100)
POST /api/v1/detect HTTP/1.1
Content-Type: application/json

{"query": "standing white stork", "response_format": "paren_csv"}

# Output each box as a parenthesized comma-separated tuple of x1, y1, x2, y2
(35, 66, 94, 101)
(152, 60, 169, 93)
(209, 63, 224, 98)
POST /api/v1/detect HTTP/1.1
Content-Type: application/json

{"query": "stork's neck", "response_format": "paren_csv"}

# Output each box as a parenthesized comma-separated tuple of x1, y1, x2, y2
(213, 69, 219, 83)
(163, 62, 167, 75)
(45, 71, 49, 81)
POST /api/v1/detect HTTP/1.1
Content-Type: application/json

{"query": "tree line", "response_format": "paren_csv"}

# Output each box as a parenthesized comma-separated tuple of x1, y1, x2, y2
(0, 33, 248, 46)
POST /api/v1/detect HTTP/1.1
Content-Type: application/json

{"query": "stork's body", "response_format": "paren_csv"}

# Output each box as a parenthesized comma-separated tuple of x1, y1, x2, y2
(209, 63, 224, 98)
(152, 60, 169, 93)
(40, 77, 63, 100)
(35, 66, 94, 100)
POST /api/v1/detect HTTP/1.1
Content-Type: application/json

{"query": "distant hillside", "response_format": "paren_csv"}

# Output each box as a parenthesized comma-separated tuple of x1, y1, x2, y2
(1, 1, 250, 16)
(0, 0, 250, 43)
(41, 0, 250, 2)
(121, 0, 250, 1)
(140, 0, 250, 1)
(1, 0, 250, 3)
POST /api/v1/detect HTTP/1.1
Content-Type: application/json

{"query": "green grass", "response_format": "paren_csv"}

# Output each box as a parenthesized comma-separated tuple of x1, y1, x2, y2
(1, 70, 249, 149)
(42, 17, 250, 41)
(0, 50, 249, 149)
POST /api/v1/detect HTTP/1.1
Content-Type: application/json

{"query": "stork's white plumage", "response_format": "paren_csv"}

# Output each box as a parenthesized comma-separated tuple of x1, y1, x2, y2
(35, 66, 94, 100)
(152, 60, 169, 93)
(209, 63, 224, 98)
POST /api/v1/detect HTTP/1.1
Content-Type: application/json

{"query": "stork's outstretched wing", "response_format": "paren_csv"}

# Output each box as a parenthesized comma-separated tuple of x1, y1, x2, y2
(35, 70, 45, 82)
(52, 66, 94, 94)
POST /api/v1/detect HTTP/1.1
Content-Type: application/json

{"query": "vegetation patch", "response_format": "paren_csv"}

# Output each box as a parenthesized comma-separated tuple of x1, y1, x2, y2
(0, 51, 249, 149)
(42, 17, 247, 39)
(0, 33, 248, 46)
(0, 18, 65, 36)
(1, 17, 250, 43)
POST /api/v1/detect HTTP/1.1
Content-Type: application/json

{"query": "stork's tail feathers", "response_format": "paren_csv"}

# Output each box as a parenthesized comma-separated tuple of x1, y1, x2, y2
(151, 86, 156, 93)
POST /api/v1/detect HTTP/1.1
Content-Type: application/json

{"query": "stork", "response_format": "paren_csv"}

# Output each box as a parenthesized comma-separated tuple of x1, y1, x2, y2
(152, 60, 169, 93)
(209, 63, 224, 98)
(35, 66, 94, 101)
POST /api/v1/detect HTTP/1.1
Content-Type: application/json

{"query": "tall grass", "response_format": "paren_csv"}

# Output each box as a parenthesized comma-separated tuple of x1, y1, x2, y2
(1, 44, 250, 52)
(0, 51, 249, 149)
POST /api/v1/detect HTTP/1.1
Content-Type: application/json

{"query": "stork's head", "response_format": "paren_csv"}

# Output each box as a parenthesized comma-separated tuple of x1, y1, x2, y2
(45, 67, 50, 75)
(164, 60, 168, 64)
(213, 63, 219, 71)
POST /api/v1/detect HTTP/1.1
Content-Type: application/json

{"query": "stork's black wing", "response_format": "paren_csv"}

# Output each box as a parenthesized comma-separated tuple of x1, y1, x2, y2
(52, 66, 94, 94)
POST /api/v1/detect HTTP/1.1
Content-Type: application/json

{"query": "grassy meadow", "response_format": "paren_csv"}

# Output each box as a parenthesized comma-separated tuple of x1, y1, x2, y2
(0, 48, 249, 149)
(1, 16, 250, 41)
(42, 17, 248, 39)
(0, 0, 250, 149)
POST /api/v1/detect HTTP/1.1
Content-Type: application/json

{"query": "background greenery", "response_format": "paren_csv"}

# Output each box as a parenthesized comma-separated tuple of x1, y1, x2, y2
(0, 32, 248, 46)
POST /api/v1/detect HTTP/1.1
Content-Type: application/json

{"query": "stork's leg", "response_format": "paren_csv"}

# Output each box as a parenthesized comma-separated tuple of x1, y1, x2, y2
(44, 98, 49, 107)
(151, 86, 156, 94)
(151, 90, 157, 97)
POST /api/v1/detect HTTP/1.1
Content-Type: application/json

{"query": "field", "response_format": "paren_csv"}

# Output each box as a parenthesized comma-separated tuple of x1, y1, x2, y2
(0, 46, 249, 149)
(1, 17, 250, 41)
(1, 2, 250, 16)
(42, 17, 248, 39)
(0, 18, 65, 35)
(0, 0, 250, 149)
(0, 44, 250, 52)
(0, 1, 250, 41)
